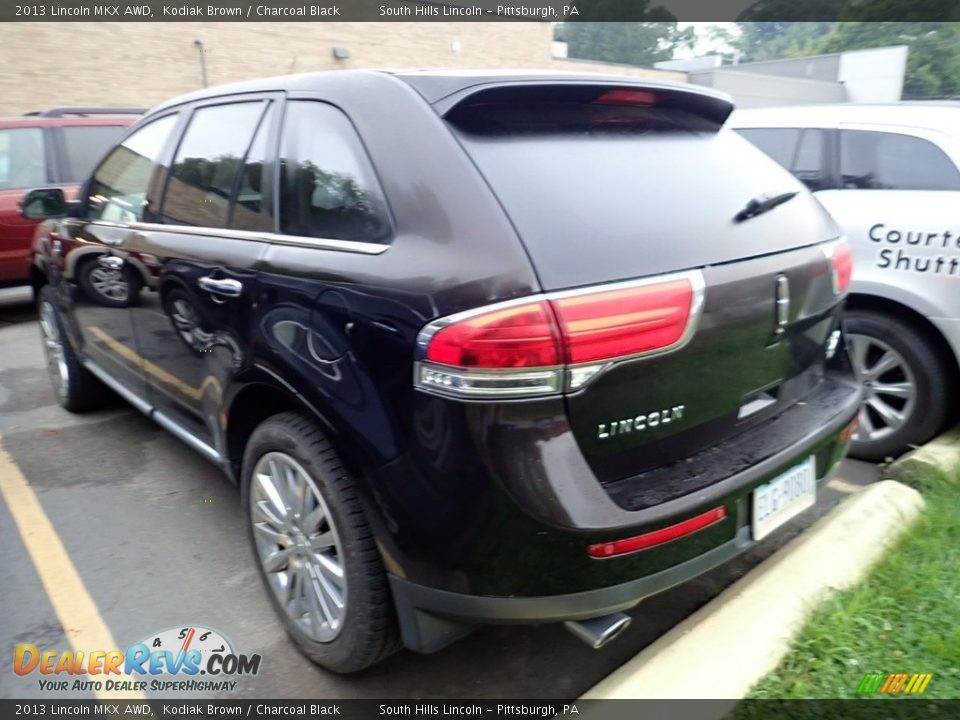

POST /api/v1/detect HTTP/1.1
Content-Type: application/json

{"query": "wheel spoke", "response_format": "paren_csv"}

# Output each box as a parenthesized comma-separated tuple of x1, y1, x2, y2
(866, 396, 904, 428)
(308, 531, 335, 552)
(301, 502, 326, 532)
(873, 381, 912, 399)
(255, 473, 288, 522)
(313, 556, 345, 607)
(262, 545, 296, 573)
(253, 521, 289, 546)
(281, 567, 298, 607)
(305, 565, 335, 630)
(313, 551, 344, 584)
(864, 351, 899, 380)
(849, 335, 870, 373)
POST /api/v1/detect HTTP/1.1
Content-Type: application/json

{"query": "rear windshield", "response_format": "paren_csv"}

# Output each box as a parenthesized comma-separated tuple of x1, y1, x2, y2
(446, 88, 827, 290)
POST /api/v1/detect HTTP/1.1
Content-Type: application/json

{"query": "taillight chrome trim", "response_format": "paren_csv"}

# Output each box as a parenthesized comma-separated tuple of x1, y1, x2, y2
(414, 362, 564, 399)
(414, 269, 706, 400)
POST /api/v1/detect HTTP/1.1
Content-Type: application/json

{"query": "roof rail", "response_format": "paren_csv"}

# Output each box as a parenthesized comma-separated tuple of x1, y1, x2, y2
(23, 107, 147, 117)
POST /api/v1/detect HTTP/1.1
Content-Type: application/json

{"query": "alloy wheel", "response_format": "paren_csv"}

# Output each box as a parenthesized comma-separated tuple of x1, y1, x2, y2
(848, 333, 917, 443)
(39, 299, 69, 401)
(88, 266, 129, 303)
(249, 452, 347, 642)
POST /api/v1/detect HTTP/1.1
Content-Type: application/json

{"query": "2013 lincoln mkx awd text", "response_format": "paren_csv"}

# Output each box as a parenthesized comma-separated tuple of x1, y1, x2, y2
(24, 70, 862, 673)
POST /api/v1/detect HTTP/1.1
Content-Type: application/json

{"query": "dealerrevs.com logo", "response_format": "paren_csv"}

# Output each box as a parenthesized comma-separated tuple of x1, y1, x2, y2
(14, 625, 261, 693)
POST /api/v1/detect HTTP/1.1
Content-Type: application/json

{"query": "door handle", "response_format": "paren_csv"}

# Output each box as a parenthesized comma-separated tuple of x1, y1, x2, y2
(198, 276, 243, 298)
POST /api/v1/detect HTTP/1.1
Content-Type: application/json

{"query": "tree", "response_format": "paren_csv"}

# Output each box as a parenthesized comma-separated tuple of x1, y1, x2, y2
(730, 22, 838, 62)
(560, 22, 695, 67)
(819, 22, 960, 98)
(725, 19, 960, 99)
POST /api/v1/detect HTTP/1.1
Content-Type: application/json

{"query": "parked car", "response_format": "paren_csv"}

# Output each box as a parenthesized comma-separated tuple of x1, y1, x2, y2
(26, 71, 861, 673)
(731, 104, 960, 461)
(0, 107, 141, 290)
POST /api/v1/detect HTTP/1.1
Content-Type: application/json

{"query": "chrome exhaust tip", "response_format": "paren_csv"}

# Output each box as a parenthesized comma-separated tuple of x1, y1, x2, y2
(563, 612, 632, 649)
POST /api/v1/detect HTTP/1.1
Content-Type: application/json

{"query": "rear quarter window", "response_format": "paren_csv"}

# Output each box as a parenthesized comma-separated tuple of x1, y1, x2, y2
(277, 101, 391, 244)
(840, 130, 960, 191)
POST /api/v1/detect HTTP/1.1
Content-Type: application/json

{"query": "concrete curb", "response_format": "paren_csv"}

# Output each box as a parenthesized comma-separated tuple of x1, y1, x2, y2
(883, 426, 960, 486)
(582, 479, 925, 701)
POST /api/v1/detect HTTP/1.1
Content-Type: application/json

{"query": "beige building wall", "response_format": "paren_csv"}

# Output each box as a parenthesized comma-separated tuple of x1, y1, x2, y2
(0, 22, 684, 116)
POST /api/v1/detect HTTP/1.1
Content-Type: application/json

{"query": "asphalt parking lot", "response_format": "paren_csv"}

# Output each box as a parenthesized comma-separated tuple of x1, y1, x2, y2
(0, 285, 880, 700)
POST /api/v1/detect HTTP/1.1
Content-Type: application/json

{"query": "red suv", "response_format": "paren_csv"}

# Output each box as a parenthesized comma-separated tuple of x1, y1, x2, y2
(0, 108, 141, 289)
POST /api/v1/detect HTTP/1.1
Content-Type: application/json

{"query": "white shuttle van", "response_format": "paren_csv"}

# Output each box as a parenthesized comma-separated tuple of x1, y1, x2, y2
(732, 103, 960, 460)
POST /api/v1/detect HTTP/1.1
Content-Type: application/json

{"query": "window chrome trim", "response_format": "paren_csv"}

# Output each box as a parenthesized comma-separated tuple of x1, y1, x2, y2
(92, 220, 389, 256)
(413, 269, 707, 399)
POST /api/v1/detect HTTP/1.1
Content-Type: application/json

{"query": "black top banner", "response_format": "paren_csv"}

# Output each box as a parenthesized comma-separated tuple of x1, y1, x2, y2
(0, 699, 956, 720)
(2, 0, 959, 22)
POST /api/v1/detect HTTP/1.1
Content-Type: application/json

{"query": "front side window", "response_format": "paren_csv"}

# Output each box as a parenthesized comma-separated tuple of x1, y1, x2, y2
(87, 114, 178, 223)
(736, 128, 802, 170)
(278, 101, 390, 243)
(840, 130, 960, 191)
(0, 127, 47, 190)
(792, 129, 827, 191)
(162, 102, 268, 229)
(61, 125, 129, 183)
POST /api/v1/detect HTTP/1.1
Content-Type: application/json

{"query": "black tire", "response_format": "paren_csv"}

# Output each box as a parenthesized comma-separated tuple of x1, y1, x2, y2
(77, 255, 142, 308)
(37, 285, 107, 413)
(241, 412, 401, 673)
(845, 310, 953, 462)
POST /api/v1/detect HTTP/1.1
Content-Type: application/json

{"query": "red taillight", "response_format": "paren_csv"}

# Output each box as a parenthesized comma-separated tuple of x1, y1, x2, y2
(417, 271, 703, 398)
(425, 301, 561, 369)
(551, 279, 694, 364)
(587, 506, 728, 558)
(827, 239, 853, 294)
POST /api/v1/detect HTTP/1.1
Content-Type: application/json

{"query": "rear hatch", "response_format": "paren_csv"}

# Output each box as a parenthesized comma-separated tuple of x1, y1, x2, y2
(435, 81, 847, 495)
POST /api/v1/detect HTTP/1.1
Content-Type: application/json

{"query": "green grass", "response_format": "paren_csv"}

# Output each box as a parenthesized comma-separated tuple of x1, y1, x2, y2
(745, 467, 960, 700)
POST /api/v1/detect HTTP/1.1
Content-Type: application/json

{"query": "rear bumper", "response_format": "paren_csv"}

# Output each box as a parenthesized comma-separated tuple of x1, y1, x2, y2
(390, 525, 752, 652)
(388, 376, 860, 653)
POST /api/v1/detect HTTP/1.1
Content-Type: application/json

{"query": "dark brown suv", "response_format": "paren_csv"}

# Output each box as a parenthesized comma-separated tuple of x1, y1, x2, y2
(26, 72, 861, 673)
(0, 107, 141, 289)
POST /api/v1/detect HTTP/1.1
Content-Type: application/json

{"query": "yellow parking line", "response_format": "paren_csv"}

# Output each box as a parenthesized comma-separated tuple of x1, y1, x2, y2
(0, 434, 145, 700)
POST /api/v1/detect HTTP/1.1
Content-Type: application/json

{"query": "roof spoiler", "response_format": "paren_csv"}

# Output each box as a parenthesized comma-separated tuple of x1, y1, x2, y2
(24, 107, 147, 117)
(418, 78, 734, 128)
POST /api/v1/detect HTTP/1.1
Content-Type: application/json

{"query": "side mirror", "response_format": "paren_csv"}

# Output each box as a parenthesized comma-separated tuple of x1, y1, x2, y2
(20, 188, 68, 220)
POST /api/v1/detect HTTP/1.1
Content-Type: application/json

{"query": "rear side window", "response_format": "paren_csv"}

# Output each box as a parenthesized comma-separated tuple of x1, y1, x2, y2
(230, 105, 274, 232)
(840, 130, 960, 191)
(87, 114, 178, 224)
(278, 101, 391, 244)
(0, 127, 47, 189)
(61, 125, 128, 183)
(162, 102, 268, 228)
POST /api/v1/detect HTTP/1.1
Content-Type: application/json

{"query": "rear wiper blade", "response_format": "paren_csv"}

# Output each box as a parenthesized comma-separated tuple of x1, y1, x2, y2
(734, 191, 799, 223)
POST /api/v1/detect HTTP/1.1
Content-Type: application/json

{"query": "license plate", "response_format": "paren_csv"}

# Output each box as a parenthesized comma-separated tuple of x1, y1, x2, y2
(752, 456, 816, 541)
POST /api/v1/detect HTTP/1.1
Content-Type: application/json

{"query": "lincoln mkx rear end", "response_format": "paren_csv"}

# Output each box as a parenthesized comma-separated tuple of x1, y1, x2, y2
(379, 74, 861, 653)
